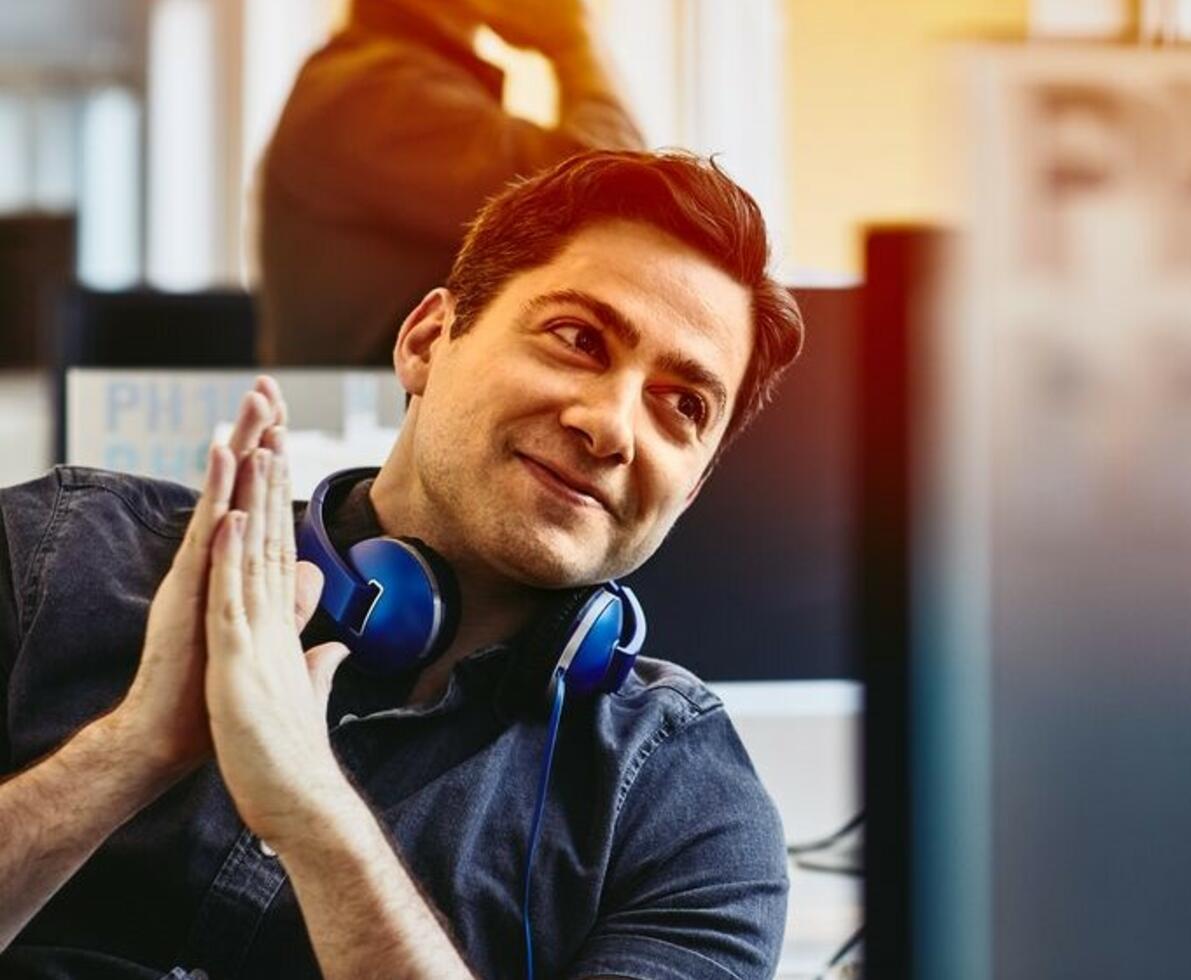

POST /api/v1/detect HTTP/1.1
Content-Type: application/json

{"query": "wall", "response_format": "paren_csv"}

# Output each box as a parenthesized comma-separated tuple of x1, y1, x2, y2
(782, 0, 1029, 279)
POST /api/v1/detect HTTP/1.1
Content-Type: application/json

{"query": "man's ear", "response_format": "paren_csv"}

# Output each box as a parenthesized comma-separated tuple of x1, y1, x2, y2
(393, 288, 455, 397)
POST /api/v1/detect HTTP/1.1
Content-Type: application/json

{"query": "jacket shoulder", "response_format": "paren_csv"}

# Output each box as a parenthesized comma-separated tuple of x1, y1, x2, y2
(613, 654, 725, 716)
(51, 465, 200, 537)
(0, 465, 198, 589)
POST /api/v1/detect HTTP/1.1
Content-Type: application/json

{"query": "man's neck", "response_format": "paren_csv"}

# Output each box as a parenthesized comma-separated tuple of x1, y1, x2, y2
(368, 453, 548, 706)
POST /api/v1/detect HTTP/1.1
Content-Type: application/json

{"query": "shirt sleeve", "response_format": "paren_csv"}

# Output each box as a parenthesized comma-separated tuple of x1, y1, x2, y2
(0, 497, 18, 774)
(0, 471, 63, 776)
(566, 705, 790, 980)
(263, 28, 644, 247)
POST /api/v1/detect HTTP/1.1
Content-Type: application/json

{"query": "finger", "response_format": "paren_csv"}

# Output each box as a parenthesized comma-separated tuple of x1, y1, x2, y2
(262, 425, 296, 611)
(206, 510, 250, 650)
(253, 374, 288, 427)
(226, 390, 273, 460)
(175, 442, 235, 578)
(305, 642, 350, 709)
(263, 429, 292, 603)
(294, 561, 325, 634)
(235, 448, 271, 616)
(260, 423, 284, 456)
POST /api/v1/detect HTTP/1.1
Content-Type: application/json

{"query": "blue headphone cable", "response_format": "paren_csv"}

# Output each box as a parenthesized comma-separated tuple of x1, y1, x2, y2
(523, 668, 567, 980)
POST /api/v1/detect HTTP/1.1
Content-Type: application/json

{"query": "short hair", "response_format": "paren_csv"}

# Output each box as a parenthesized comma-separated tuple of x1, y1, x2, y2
(444, 149, 804, 464)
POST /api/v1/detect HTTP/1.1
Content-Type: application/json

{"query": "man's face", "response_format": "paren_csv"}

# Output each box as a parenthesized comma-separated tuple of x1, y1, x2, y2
(405, 219, 753, 588)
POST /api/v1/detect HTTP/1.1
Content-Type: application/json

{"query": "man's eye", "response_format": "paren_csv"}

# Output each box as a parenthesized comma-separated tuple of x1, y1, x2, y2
(552, 322, 606, 361)
(668, 391, 708, 428)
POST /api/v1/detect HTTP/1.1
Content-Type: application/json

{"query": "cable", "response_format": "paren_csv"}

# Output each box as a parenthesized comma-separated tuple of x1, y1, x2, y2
(812, 925, 865, 980)
(794, 857, 864, 877)
(786, 810, 865, 856)
(522, 669, 567, 980)
(788, 812, 866, 977)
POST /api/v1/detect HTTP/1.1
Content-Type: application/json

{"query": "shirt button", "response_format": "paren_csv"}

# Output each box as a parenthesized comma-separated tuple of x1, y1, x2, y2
(258, 838, 277, 858)
(190, 971, 209, 980)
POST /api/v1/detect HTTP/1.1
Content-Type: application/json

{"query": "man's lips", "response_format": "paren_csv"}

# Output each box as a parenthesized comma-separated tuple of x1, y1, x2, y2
(516, 453, 613, 514)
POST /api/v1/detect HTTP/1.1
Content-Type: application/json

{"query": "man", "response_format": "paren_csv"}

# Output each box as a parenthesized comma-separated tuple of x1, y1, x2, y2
(258, 0, 644, 366)
(0, 151, 803, 978)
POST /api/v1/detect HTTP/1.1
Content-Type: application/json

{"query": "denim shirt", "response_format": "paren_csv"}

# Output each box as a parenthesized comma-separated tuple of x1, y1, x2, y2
(0, 466, 788, 980)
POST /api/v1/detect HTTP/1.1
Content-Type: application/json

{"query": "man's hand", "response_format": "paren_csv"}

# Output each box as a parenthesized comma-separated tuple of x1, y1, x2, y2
(201, 432, 477, 979)
(203, 428, 351, 844)
(110, 378, 321, 779)
(472, 0, 590, 56)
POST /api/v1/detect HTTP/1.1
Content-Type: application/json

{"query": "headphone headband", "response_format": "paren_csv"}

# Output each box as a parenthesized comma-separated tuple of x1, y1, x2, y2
(297, 466, 385, 632)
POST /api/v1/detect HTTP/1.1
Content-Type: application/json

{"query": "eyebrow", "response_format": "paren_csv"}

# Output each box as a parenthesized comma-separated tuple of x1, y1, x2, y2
(522, 288, 730, 425)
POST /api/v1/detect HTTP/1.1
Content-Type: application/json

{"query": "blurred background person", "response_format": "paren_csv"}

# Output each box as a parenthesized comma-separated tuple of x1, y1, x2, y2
(256, 0, 644, 366)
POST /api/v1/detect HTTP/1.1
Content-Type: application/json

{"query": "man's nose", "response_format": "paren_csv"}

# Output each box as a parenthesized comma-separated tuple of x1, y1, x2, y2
(559, 378, 637, 465)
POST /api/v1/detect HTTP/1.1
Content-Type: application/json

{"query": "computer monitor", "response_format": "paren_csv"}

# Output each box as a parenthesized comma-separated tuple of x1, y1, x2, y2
(863, 44, 1191, 978)
(625, 286, 862, 682)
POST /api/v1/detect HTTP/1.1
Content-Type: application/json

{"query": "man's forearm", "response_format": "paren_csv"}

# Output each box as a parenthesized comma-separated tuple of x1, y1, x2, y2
(0, 710, 181, 950)
(273, 772, 475, 980)
(550, 33, 644, 150)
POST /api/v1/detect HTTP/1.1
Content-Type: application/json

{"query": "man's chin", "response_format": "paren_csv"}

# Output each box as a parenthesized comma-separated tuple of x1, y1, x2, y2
(504, 553, 598, 590)
(493, 533, 610, 590)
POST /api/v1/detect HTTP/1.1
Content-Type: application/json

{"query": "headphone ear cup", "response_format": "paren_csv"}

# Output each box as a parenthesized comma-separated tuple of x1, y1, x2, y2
(555, 588, 624, 699)
(497, 585, 629, 716)
(397, 536, 461, 650)
(498, 587, 595, 718)
(343, 537, 460, 676)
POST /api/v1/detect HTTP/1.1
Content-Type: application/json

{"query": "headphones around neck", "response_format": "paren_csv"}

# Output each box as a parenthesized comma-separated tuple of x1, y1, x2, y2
(297, 466, 647, 979)
(296, 467, 647, 700)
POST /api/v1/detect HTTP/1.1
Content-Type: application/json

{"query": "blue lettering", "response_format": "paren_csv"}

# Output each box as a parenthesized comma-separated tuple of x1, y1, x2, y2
(104, 442, 139, 472)
(105, 382, 139, 432)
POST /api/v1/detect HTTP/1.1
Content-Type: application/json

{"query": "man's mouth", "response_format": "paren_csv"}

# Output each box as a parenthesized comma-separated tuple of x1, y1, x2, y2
(515, 453, 611, 515)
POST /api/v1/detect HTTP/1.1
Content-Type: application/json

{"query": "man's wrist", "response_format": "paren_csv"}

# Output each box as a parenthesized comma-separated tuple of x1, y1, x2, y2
(97, 704, 202, 790)
(264, 765, 477, 978)
(90, 708, 197, 798)
(257, 760, 363, 856)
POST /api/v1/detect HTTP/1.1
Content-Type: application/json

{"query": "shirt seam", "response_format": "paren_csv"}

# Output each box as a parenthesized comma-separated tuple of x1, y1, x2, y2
(13, 469, 67, 641)
(57, 470, 190, 541)
(613, 679, 721, 714)
(613, 698, 716, 817)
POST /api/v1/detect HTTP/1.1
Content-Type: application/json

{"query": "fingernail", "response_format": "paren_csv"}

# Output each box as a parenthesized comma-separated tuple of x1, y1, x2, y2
(255, 449, 270, 475)
(232, 511, 246, 538)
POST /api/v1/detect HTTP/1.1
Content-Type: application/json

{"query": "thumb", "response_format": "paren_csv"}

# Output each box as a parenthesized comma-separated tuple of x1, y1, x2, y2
(305, 642, 350, 708)
(294, 561, 325, 634)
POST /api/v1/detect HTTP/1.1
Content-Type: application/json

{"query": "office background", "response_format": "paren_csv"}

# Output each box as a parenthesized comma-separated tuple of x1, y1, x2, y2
(2, 3, 1190, 978)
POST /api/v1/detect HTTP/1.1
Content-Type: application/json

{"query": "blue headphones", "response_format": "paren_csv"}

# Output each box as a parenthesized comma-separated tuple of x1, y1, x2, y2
(296, 467, 646, 699)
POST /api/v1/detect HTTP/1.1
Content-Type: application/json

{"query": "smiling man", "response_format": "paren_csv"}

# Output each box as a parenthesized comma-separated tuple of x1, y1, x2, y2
(377, 226, 759, 703)
(0, 151, 803, 979)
